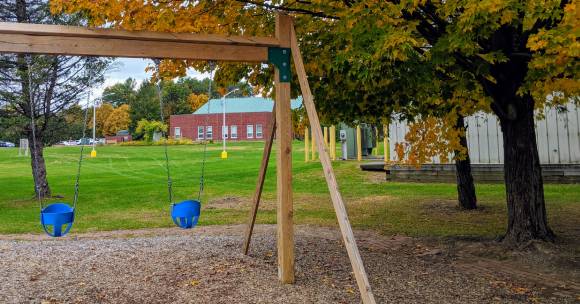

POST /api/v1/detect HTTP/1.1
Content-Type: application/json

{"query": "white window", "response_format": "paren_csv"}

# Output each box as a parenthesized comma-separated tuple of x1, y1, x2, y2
(197, 126, 204, 140)
(256, 124, 263, 138)
(247, 124, 254, 139)
(174, 127, 181, 139)
(206, 126, 213, 139)
(222, 126, 228, 139)
(230, 125, 238, 139)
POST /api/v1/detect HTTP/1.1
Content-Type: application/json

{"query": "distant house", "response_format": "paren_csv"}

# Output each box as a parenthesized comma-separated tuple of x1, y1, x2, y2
(105, 130, 132, 144)
(170, 97, 302, 141)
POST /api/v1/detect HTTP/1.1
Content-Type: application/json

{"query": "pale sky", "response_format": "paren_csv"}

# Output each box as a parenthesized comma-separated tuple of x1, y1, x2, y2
(91, 58, 210, 101)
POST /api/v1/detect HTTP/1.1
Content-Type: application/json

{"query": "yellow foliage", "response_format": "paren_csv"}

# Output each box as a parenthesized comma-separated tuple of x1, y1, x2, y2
(50, 0, 579, 116)
(394, 115, 467, 167)
(89, 103, 114, 136)
(103, 104, 130, 136)
(187, 93, 209, 112)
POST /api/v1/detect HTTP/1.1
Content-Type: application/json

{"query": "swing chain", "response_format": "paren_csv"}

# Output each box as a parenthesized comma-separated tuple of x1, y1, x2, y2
(73, 69, 93, 210)
(197, 61, 215, 201)
(154, 59, 174, 205)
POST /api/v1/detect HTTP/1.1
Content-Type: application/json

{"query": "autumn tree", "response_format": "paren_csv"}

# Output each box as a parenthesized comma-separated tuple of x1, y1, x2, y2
(394, 115, 477, 209)
(102, 104, 130, 136)
(187, 93, 209, 112)
(89, 103, 114, 137)
(236, 0, 578, 243)
(51, 0, 579, 245)
(302, 0, 579, 244)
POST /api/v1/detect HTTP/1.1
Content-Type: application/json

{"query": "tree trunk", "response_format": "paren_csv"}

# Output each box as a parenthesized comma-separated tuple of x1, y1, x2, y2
(454, 116, 477, 210)
(28, 133, 51, 199)
(498, 96, 554, 244)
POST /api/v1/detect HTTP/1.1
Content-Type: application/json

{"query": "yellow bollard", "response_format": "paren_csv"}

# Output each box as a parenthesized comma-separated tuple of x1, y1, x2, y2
(323, 127, 328, 151)
(90, 149, 97, 158)
(221, 150, 228, 159)
(330, 125, 336, 161)
(383, 124, 389, 163)
(356, 125, 362, 161)
(311, 129, 316, 160)
(305, 127, 309, 162)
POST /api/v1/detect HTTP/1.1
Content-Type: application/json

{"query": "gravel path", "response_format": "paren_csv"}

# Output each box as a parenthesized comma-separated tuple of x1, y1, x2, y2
(0, 225, 575, 303)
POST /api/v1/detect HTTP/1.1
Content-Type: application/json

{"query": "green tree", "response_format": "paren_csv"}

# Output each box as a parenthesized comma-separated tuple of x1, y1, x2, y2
(161, 80, 194, 117)
(129, 80, 160, 132)
(102, 78, 137, 107)
(135, 119, 167, 142)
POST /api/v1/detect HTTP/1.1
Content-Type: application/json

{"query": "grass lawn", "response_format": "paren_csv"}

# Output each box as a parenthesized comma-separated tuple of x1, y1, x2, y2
(0, 141, 579, 240)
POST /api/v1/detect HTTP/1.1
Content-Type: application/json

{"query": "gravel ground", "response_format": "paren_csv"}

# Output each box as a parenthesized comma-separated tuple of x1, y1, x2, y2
(0, 225, 575, 303)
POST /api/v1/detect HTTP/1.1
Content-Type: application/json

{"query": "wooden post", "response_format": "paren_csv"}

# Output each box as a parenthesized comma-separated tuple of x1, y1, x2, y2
(275, 13, 294, 284)
(311, 128, 316, 160)
(375, 127, 380, 156)
(330, 125, 336, 161)
(243, 108, 276, 255)
(383, 124, 389, 163)
(356, 125, 362, 161)
(290, 25, 376, 304)
(324, 127, 329, 149)
(305, 126, 310, 162)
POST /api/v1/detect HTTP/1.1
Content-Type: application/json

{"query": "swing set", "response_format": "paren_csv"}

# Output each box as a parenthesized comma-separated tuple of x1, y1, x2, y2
(0, 14, 376, 303)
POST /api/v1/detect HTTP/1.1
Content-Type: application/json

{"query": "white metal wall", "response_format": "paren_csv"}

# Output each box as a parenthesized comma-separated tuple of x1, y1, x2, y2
(389, 103, 580, 164)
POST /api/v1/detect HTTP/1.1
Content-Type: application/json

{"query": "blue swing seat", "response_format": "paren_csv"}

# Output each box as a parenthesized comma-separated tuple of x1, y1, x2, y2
(171, 200, 201, 229)
(40, 203, 75, 237)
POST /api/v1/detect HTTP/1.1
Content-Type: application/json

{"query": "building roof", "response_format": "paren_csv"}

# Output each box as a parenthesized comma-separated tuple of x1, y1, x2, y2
(193, 97, 302, 114)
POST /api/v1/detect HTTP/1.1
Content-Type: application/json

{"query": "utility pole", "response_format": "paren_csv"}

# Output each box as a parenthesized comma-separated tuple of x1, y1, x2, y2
(221, 88, 239, 159)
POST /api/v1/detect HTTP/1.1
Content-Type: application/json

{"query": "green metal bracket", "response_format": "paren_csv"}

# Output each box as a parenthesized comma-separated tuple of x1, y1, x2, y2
(268, 47, 291, 83)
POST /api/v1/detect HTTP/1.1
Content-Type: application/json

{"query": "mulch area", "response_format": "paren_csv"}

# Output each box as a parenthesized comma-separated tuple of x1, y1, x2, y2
(0, 225, 577, 303)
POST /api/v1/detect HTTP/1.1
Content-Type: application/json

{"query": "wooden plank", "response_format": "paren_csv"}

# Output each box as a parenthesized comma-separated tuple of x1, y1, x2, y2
(305, 126, 310, 162)
(0, 22, 279, 47)
(275, 14, 294, 284)
(0, 33, 269, 62)
(242, 108, 276, 255)
(330, 125, 336, 160)
(290, 25, 377, 304)
(324, 126, 329, 149)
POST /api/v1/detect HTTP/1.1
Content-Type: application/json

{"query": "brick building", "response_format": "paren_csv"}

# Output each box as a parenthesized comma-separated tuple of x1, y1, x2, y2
(169, 97, 301, 141)
(105, 130, 132, 144)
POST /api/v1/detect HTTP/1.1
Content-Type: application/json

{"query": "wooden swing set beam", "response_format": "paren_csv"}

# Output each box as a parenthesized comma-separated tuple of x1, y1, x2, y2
(0, 15, 376, 303)
(0, 22, 277, 62)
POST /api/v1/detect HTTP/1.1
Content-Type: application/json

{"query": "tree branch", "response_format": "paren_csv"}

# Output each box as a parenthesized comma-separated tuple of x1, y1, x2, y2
(234, 0, 340, 19)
